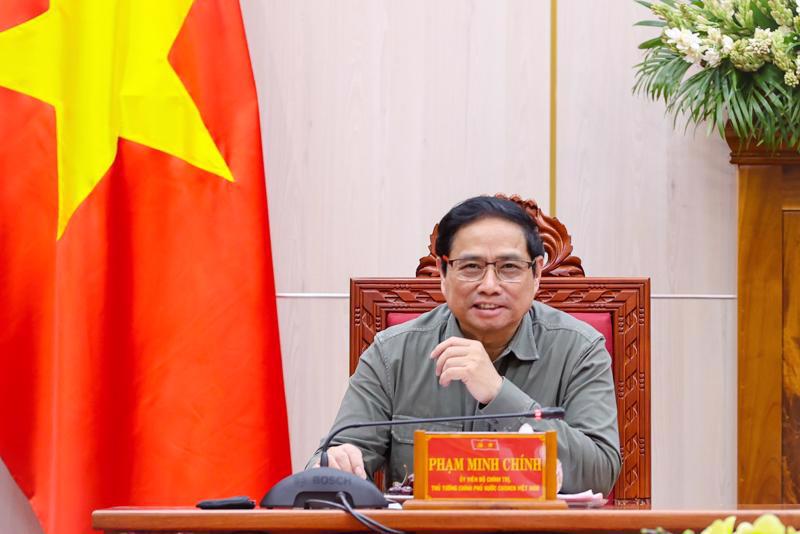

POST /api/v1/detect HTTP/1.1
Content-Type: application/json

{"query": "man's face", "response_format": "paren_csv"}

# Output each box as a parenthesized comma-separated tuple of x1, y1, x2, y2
(439, 217, 542, 349)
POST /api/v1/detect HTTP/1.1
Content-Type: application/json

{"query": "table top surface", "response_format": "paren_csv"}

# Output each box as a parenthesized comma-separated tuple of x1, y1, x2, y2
(92, 506, 800, 533)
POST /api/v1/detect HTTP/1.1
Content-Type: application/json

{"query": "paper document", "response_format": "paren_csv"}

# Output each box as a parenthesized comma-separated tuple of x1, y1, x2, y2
(557, 490, 606, 508)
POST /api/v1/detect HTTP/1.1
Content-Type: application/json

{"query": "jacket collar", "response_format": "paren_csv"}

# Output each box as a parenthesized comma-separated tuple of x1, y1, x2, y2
(443, 306, 540, 361)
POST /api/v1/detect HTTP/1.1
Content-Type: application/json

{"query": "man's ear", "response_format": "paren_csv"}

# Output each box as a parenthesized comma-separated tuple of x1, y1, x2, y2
(437, 257, 447, 297)
(532, 256, 544, 298)
(533, 256, 544, 279)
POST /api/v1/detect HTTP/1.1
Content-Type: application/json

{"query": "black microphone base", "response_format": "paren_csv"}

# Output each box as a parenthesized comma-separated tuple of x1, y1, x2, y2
(261, 467, 389, 509)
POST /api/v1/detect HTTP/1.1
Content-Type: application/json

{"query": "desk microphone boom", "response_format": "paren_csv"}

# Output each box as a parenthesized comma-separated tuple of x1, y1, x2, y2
(260, 407, 565, 509)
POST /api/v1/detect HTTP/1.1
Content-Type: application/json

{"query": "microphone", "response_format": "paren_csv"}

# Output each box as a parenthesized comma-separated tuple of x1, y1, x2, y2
(260, 406, 565, 509)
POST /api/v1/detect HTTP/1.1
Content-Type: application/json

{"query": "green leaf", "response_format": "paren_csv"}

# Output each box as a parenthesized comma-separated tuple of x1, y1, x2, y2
(634, 0, 653, 8)
(717, 69, 735, 138)
(639, 36, 665, 49)
(751, 0, 778, 29)
(728, 74, 752, 137)
(634, 20, 667, 27)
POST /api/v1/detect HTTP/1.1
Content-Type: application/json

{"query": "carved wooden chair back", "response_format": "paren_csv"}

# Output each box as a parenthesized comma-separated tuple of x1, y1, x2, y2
(349, 194, 651, 506)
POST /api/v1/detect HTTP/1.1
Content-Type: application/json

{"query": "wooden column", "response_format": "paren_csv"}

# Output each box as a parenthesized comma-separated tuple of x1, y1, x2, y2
(727, 134, 800, 504)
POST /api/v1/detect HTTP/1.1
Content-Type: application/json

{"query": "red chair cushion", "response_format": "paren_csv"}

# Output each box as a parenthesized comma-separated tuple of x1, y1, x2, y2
(567, 312, 613, 356)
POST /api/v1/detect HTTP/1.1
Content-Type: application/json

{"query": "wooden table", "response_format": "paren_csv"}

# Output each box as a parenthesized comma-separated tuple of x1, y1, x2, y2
(92, 507, 800, 533)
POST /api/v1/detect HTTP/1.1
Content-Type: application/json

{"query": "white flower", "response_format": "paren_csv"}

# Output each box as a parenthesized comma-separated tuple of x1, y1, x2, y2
(665, 27, 683, 42)
(753, 27, 773, 41)
(721, 35, 734, 54)
(746, 29, 773, 56)
(665, 27, 706, 63)
(703, 47, 722, 66)
(704, 28, 735, 57)
(684, 47, 705, 63)
(682, 31, 703, 52)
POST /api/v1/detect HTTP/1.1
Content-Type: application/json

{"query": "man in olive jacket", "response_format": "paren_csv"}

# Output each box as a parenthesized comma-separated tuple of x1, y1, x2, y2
(308, 196, 620, 495)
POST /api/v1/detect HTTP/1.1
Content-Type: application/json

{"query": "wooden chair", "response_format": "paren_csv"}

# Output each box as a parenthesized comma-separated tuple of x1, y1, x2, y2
(349, 194, 651, 506)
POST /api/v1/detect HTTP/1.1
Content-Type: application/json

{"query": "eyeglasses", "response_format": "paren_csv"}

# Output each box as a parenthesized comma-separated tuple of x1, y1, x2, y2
(443, 256, 535, 283)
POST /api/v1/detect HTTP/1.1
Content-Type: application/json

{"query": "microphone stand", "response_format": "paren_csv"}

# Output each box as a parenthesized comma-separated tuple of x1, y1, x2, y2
(261, 407, 564, 509)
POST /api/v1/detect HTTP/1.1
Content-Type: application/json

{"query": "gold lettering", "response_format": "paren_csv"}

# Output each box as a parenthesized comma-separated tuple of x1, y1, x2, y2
(467, 457, 499, 471)
(429, 457, 443, 471)
(502, 457, 542, 471)
(428, 457, 464, 471)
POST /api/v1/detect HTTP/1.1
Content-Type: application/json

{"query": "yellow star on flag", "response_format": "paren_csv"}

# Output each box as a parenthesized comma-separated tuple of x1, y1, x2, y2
(0, 0, 234, 238)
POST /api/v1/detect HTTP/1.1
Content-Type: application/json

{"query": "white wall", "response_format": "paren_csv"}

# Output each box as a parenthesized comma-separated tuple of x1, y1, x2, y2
(2, 1, 738, 527)
(241, 0, 552, 474)
(556, 1, 737, 507)
(243, 0, 738, 508)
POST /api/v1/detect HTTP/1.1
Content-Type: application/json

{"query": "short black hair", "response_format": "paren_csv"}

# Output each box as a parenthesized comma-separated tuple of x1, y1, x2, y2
(435, 196, 545, 275)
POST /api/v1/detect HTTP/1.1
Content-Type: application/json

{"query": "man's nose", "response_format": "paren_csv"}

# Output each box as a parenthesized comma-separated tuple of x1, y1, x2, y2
(477, 265, 502, 292)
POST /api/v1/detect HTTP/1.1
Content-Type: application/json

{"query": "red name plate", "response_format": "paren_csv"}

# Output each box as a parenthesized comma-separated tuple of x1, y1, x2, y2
(413, 430, 558, 501)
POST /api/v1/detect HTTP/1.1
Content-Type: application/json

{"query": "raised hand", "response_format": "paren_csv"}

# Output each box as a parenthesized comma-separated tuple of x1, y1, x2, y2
(430, 336, 503, 405)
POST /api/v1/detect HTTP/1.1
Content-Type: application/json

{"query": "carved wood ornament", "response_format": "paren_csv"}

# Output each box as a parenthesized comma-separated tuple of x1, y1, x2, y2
(349, 195, 651, 506)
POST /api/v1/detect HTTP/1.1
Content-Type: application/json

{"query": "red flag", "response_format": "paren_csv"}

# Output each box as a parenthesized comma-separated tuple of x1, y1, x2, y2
(0, 2, 292, 534)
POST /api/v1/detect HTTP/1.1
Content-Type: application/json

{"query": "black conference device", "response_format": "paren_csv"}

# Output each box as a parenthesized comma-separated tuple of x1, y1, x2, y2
(260, 406, 565, 509)
(196, 495, 256, 509)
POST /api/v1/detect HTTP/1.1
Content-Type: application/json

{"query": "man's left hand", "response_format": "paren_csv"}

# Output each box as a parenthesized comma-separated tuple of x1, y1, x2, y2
(430, 337, 503, 405)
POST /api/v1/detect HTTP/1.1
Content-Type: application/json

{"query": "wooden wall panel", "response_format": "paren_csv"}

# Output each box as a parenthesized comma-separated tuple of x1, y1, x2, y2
(737, 167, 791, 504)
(784, 212, 800, 502)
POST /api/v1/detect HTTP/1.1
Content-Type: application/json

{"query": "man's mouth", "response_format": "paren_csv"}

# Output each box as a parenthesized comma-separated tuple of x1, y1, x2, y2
(474, 303, 502, 310)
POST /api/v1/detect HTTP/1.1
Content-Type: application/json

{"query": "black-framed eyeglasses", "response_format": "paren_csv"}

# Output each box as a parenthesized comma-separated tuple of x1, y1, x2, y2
(443, 256, 535, 283)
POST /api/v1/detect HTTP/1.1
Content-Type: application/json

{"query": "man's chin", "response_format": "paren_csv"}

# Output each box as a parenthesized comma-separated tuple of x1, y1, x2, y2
(463, 311, 514, 336)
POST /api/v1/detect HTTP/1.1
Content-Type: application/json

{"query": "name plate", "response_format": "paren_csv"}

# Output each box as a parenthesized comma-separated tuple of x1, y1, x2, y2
(412, 430, 557, 501)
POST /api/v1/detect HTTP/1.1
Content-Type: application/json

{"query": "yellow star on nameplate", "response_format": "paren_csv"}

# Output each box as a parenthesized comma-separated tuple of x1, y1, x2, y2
(0, 0, 234, 238)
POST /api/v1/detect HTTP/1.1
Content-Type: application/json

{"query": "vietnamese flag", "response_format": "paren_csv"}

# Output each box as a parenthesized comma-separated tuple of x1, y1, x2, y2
(0, 1, 291, 533)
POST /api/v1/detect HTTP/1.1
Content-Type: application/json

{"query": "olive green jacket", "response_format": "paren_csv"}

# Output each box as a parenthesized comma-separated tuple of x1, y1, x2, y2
(307, 301, 621, 495)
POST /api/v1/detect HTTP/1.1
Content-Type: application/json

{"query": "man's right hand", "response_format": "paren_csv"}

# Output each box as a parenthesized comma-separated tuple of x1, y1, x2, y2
(314, 443, 367, 479)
